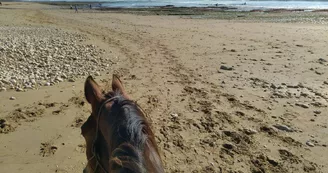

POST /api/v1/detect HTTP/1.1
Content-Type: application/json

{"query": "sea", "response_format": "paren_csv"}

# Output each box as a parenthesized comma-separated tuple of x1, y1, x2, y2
(32, 0, 328, 10)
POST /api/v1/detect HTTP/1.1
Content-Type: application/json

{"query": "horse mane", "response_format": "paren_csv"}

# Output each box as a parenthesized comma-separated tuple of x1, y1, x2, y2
(105, 93, 161, 173)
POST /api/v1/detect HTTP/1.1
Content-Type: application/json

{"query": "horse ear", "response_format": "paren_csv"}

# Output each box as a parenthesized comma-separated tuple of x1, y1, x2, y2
(112, 74, 130, 99)
(84, 76, 104, 104)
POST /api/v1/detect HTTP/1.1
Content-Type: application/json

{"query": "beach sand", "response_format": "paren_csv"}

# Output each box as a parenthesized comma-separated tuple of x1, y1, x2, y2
(1, 2, 328, 173)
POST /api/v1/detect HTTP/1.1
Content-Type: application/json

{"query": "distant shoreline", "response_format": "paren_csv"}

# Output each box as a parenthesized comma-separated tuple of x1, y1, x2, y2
(37, 1, 328, 13)
(96, 6, 328, 13)
(36, 2, 328, 24)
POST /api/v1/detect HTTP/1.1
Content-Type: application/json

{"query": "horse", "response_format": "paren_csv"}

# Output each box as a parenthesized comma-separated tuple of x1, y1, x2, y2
(82, 75, 165, 173)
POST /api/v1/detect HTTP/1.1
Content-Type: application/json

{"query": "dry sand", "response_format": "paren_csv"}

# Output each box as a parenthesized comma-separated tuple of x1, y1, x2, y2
(1, 2, 328, 173)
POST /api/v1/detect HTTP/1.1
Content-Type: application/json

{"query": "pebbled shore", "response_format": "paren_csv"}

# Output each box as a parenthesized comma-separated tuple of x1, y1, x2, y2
(0, 27, 107, 91)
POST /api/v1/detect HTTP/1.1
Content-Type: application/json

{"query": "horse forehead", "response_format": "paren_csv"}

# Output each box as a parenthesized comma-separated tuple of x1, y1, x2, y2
(82, 98, 116, 134)
(104, 102, 115, 112)
(82, 101, 117, 136)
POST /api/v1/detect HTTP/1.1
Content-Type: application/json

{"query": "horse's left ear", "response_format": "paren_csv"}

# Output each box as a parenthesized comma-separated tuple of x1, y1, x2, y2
(84, 76, 104, 104)
(112, 74, 130, 99)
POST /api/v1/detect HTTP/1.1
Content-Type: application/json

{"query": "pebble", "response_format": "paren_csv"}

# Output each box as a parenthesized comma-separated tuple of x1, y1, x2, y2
(91, 59, 98, 63)
(266, 156, 279, 166)
(318, 58, 327, 62)
(30, 79, 36, 85)
(1, 79, 10, 85)
(170, 113, 178, 118)
(271, 83, 279, 89)
(44, 82, 51, 86)
(16, 88, 24, 92)
(306, 141, 315, 147)
(0, 119, 10, 128)
(10, 96, 16, 100)
(315, 71, 324, 75)
(68, 78, 76, 82)
(51, 145, 58, 150)
(311, 102, 327, 107)
(273, 124, 294, 132)
(243, 128, 258, 135)
(95, 72, 101, 76)
(0, 87, 6, 92)
(222, 143, 234, 150)
(55, 77, 64, 82)
(10, 79, 17, 85)
(24, 84, 33, 89)
(220, 65, 233, 71)
(300, 92, 309, 97)
(192, 109, 199, 112)
(61, 74, 67, 79)
(295, 103, 309, 109)
(313, 110, 321, 114)
(287, 84, 299, 89)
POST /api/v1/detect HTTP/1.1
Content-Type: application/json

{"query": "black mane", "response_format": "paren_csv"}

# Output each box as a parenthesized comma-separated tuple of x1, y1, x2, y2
(102, 94, 152, 172)
(109, 95, 149, 149)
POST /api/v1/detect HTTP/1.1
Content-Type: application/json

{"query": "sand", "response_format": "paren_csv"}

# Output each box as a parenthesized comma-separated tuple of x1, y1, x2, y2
(1, 2, 328, 173)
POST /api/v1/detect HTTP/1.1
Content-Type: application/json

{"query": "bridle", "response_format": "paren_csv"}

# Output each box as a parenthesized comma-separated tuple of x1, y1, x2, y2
(87, 96, 120, 173)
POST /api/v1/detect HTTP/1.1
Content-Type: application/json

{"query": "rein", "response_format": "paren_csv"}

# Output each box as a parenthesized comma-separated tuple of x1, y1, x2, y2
(88, 96, 120, 173)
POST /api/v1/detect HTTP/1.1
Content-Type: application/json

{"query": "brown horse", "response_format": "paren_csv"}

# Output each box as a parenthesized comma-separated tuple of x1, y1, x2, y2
(82, 75, 164, 173)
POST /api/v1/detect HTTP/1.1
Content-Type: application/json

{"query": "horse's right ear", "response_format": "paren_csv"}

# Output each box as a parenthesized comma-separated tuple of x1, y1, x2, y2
(84, 76, 104, 104)
(112, 74, 130, 99)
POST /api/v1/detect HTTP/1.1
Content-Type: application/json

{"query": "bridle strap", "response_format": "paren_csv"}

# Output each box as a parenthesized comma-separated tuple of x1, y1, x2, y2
(88, 96, 120, 173)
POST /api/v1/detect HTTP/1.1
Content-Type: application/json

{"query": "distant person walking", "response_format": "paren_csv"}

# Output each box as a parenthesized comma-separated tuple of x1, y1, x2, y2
(74, 5, 78, 13)
(89, 4, 92, 9)
(0, 2, 2, 6)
